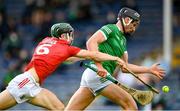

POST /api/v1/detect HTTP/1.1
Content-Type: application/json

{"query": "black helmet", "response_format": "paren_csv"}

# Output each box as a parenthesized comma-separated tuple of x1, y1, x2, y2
(118, 7, 140, 21)
(51, 23, 74, 37)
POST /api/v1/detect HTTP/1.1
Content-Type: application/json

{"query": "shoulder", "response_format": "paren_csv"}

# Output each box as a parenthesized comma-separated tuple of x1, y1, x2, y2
(99, 24, 117, 39)
(101, 24, 114, 30)
(41, 37, 52, 41)
(100, 24, 116, 33)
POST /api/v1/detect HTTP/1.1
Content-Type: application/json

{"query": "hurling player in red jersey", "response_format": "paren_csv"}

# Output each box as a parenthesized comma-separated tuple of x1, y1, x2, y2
(0, 23, 126, 110)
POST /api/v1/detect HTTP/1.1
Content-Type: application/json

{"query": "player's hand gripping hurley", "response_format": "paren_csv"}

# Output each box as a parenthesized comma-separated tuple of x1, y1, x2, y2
(122, 65, 159, 94)
(80, 62, 158, 105)
(116, 60, 159, 94)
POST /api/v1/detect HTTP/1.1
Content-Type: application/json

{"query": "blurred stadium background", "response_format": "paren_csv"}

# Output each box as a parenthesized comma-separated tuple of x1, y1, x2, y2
(0, 0, 180, 110)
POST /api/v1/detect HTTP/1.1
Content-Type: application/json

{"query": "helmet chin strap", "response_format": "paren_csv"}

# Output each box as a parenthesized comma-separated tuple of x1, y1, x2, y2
(120, 17, 132, 35)
(59, 33, 70, 41)
(122, 18, 132, 26)
(66, 33, 70, 42)
(59, 33, 73, 45)
(66, 33, 73, 45)
(120, 17, 126, 34)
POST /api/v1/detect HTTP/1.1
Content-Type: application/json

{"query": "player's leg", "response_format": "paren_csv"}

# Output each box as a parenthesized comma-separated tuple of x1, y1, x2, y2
(0, 72, 30, 110)
(100, 83, 138, 110)
(2, 72, 64, 110)
(0, 90, 17, 109)
(65, 87, 95, 110)
(65, 67, 97, 110)
(28, 88, 65, 110)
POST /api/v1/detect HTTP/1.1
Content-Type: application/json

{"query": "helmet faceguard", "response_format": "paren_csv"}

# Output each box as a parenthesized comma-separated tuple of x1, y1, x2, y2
(117, 7, 140, 36)
(65, 30, 74, 45)
(51, 23, 74, 45)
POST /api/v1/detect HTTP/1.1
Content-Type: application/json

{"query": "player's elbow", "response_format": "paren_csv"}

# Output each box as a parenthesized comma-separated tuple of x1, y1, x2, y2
(86, 40, 90, 47)
(86, 40, 93, 50)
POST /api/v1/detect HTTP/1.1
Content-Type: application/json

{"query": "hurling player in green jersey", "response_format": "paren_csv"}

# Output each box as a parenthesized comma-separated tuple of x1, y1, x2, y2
(65, 7, 165, 110)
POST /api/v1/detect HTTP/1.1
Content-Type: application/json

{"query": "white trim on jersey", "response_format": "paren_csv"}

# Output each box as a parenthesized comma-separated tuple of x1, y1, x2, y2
(124, 51, 128, 53)
(99, 30, 108, 40)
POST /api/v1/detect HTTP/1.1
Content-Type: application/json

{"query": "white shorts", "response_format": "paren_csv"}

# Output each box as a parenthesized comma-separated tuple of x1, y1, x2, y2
(80, 65, 112, 96)
(6, 72, 42, 103)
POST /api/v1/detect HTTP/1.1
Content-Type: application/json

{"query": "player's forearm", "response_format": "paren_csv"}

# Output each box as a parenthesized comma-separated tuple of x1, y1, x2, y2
(122, 63, 150, 74)
(65, 57, 85, 63)
(76, 50, 118, 62)
(90, 51, 119, 62)
(87, 41, 118, 62)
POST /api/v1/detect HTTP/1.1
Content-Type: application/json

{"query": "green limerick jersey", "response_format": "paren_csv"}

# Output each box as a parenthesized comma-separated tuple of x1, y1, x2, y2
(97, 24, 127, 75)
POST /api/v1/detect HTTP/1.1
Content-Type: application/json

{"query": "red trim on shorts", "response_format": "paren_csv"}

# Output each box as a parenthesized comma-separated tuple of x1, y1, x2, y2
(18, 78, 30, 89)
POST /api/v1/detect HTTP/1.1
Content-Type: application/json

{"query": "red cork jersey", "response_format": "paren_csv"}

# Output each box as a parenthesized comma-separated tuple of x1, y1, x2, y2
(25, 37, 81, 84)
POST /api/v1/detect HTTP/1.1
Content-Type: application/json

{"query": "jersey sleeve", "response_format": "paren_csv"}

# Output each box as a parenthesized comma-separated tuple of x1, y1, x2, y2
(99, 25, 112, 40)
(68, 46, 81, 56)
(123, 46, 127, 53)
